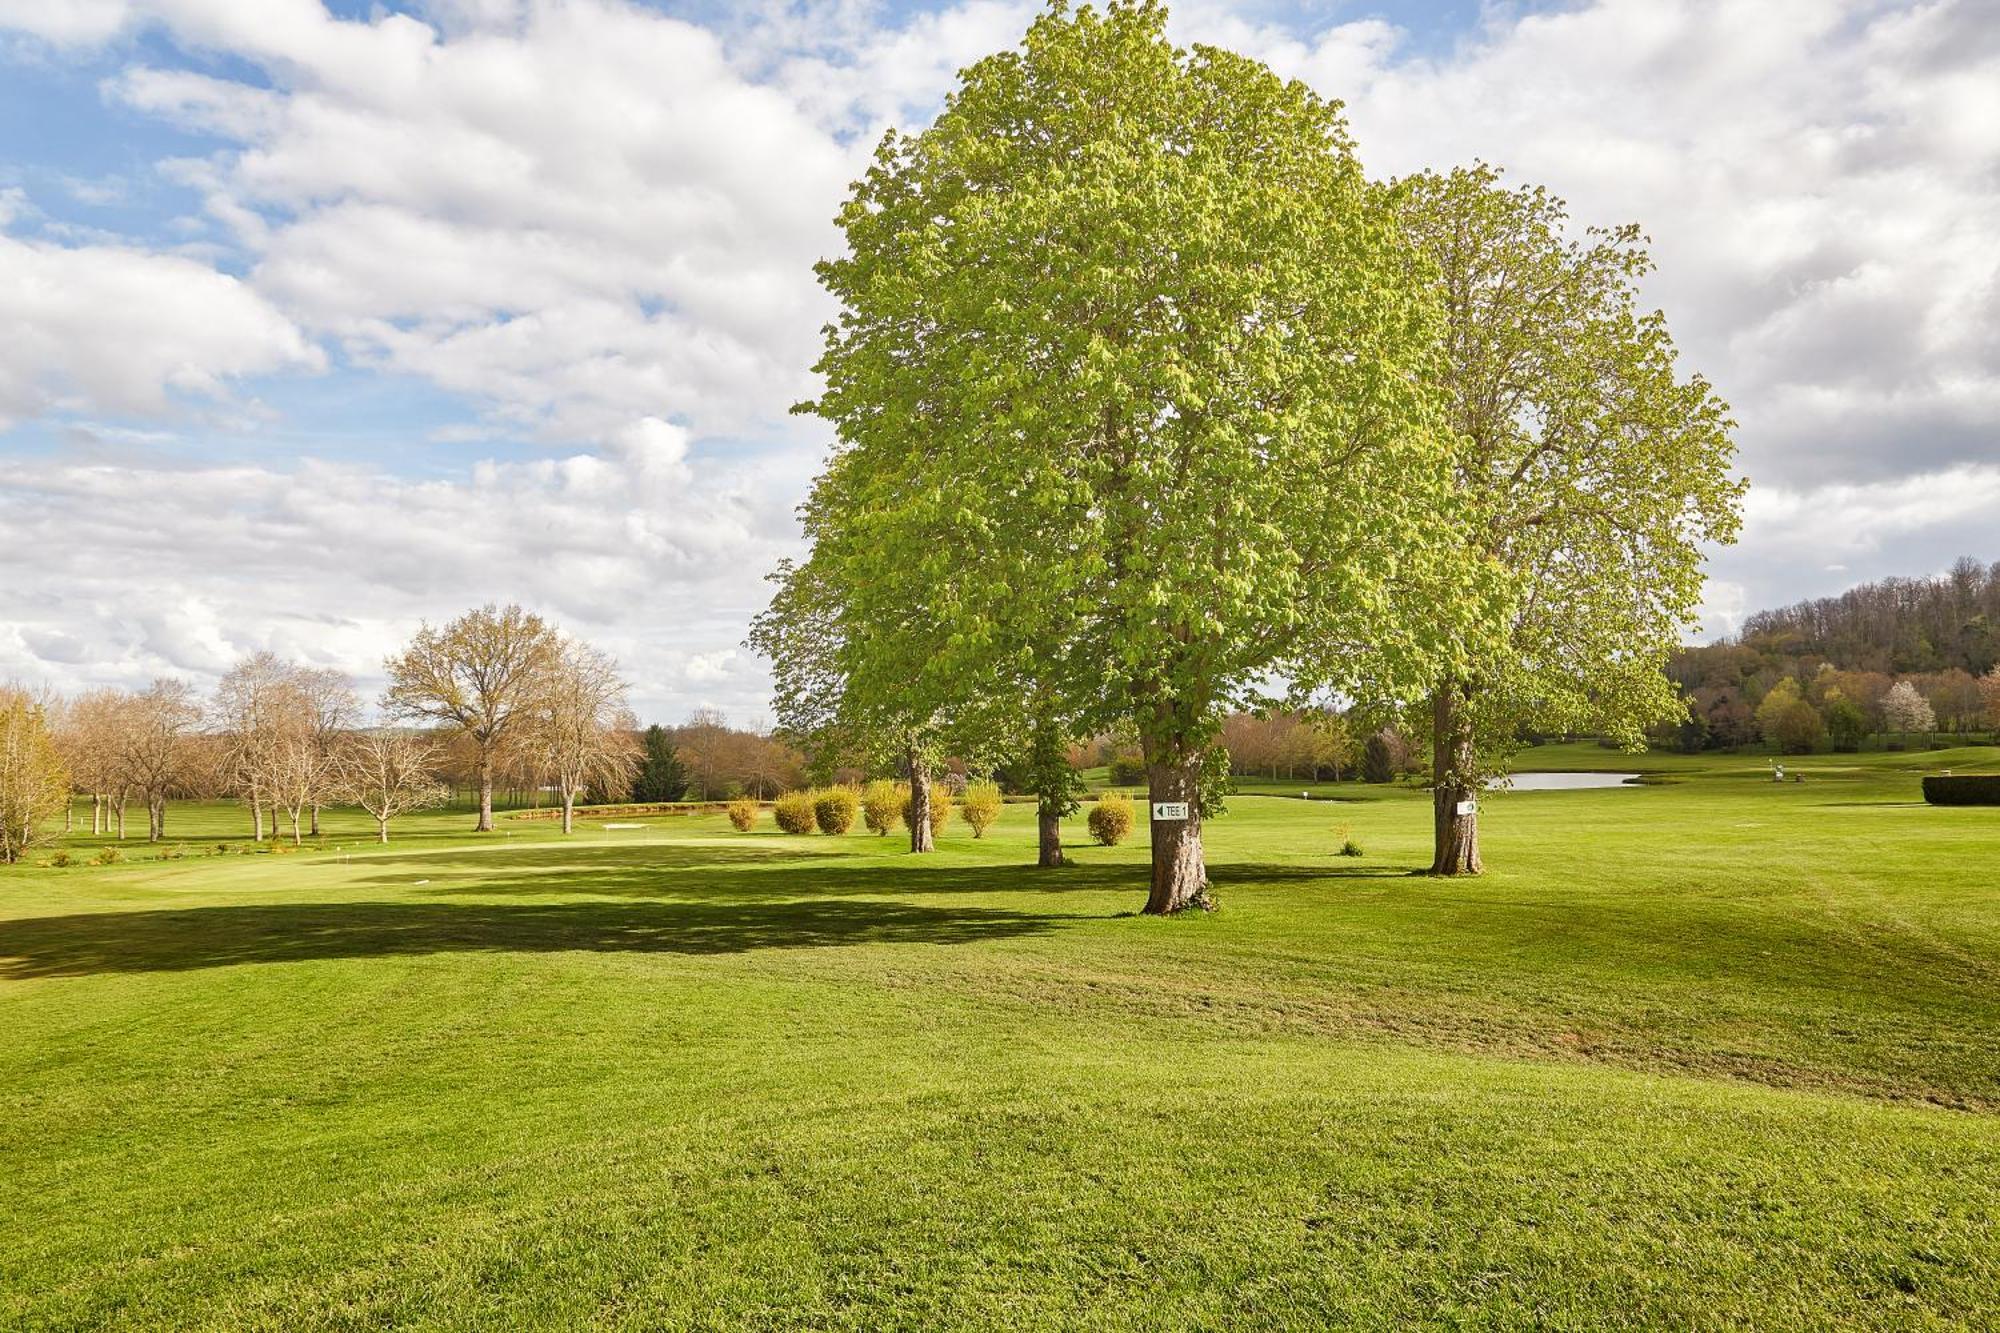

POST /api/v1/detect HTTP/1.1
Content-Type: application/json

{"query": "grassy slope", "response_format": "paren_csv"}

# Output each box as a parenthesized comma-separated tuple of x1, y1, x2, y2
(3, 747, 1998, 1329)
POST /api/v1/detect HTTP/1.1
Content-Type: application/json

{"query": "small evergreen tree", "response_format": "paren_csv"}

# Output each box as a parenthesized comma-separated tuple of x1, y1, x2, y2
(630, 724, 689, 803)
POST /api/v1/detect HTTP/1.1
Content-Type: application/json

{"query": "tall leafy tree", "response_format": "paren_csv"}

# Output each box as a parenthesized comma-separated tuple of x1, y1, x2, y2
(796, 1, 1476, 911)
(1390, 165, 1742, 874)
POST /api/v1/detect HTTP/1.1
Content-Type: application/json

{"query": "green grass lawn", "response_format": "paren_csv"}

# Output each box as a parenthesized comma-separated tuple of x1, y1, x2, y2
(5, 747, 1998, 1329)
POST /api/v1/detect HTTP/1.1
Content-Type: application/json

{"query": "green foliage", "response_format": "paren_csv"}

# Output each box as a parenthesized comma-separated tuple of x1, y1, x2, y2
(960, 781, 1003, 839)
(860, 780, 903, 836)
(1087, 793, 1134, 846)
(1922, 775, 2000, 806)
(47, 849, 72, 868)
(1387, 165, 1742, 797)
(1106, 755, 1146, 787)
(813, 787, 860, 836)
(790, 1, 1484, 906)
(92, 846, 122, 866)
(631, 725, 690, 803)
(725, 799, 759, 832)
(1824, 695, 1869, 753)
(773, 791, 816, 835)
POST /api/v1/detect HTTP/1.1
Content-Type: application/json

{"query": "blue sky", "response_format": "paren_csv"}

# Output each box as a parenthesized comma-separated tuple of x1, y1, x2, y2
(1, 0, 1995, 721)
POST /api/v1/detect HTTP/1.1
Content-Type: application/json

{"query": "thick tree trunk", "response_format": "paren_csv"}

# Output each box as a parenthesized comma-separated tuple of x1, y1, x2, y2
(378, 817, 390, 844)
(310, 804, 321, 837)
(250, 796, 264, 841)
(1036, 803, 1064, 868)
(1142, 741, 1211, 914)
(114, 799, 126, 839)
(561, 791, 575, 835)
(267, 804, 281, 841)
(907, 747, 934, 853)
(149, 797, 166, 843)
(1429, 682, 1483, 876)
(476, 753, 496, 832)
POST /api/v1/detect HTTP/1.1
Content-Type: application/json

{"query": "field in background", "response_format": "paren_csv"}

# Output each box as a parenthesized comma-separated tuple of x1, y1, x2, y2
(4, 746, 1998, 1328)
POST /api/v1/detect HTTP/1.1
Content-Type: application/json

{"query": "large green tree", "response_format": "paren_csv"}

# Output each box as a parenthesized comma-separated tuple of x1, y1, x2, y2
(1392, 166, 1743, 874)
(797, 2, 1478, 912)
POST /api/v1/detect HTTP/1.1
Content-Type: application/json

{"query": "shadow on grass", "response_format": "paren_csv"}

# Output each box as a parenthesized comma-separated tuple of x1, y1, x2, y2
(350, 844, 1161, 901)
(0, 897, 1075, 980)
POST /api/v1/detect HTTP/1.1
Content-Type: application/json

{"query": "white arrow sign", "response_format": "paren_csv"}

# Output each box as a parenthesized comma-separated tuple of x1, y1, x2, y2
(1151, 801, 1190, 821)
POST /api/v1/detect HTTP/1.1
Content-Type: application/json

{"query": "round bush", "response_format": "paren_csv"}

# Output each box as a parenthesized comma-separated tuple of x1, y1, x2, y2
(814, 786, 860, 835)
(861, 780, 903, 836)
(726, 798, 760, 831)
(773, 790, 817, 835)
(960, 780, 1003, 838)
(1087, 793, 1134, 846)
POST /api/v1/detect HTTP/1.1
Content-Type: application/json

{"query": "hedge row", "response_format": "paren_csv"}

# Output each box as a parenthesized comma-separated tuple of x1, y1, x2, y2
(510, 801, 743, 822)
(1921, 776, 2000, 806)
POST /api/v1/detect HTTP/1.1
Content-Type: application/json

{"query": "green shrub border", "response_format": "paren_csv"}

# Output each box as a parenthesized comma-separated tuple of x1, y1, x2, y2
(1921, 775, 2000, 806)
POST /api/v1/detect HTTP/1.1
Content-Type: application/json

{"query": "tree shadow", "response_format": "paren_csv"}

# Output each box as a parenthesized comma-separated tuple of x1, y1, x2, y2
(356, 846, 1158, 901)
(0, 897, 1075, 980)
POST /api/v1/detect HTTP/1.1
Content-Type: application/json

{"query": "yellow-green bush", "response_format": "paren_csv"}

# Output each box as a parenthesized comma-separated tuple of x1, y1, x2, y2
(861, 780, 903, 836)
(960, 780, 1003, 838)
(726, 798, 760, 831)
(1087, 792, 1134, 846)
(773, 790, 816, 835)
(814, 786, 860, 835)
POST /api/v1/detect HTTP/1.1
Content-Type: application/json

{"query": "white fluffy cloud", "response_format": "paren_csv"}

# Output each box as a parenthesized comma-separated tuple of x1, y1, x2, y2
(0, 227, 320, 427)
(0, 420, 809, 718)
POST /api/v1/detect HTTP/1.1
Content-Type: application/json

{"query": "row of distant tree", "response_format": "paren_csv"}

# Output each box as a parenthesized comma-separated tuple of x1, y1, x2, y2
(1658, 662, 1999, 755)
(1738, 558, 2000, 678)
(0, 606, 811, 861)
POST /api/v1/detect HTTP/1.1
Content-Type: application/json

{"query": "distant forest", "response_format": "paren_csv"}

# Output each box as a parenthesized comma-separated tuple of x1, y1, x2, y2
(1663, 558, 2000, 752)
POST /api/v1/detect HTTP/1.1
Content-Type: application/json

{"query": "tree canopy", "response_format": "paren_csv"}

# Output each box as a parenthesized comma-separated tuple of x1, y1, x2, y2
(788, 0, 1486, 911)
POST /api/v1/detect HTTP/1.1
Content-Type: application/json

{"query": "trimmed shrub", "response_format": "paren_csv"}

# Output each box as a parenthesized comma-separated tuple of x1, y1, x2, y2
(773, 790, 817, 834)
(1922, 775, 2000, 806)
(1107, 754, 1147, 786)
(1087, 793, 1134, 846)
(726, 798, 759, 832)
(960, 781, 1003, 838)
(48, 849, 72, 868)
(814, 786, 860, 835)
(861, 780, 903, 836)
(93, 846, 122, 866)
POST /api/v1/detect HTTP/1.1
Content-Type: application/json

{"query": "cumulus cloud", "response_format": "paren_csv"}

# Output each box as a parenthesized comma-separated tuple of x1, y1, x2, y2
(0, 424, 808, 718)
(0, 227, 320, 427)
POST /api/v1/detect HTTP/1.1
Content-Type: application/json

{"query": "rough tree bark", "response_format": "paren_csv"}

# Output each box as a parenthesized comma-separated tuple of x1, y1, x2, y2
(249, 795, 264, 842)
(1036, 802, 1064, 868)
(1429, 680, 1482, 876)
(1142, 738, 1211, 914)
(906, 746, 935, 853)
(476, 752, 496, 832)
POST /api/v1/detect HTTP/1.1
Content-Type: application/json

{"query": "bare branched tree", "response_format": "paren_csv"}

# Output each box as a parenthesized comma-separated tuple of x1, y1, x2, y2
(381, 604, 561, 831)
